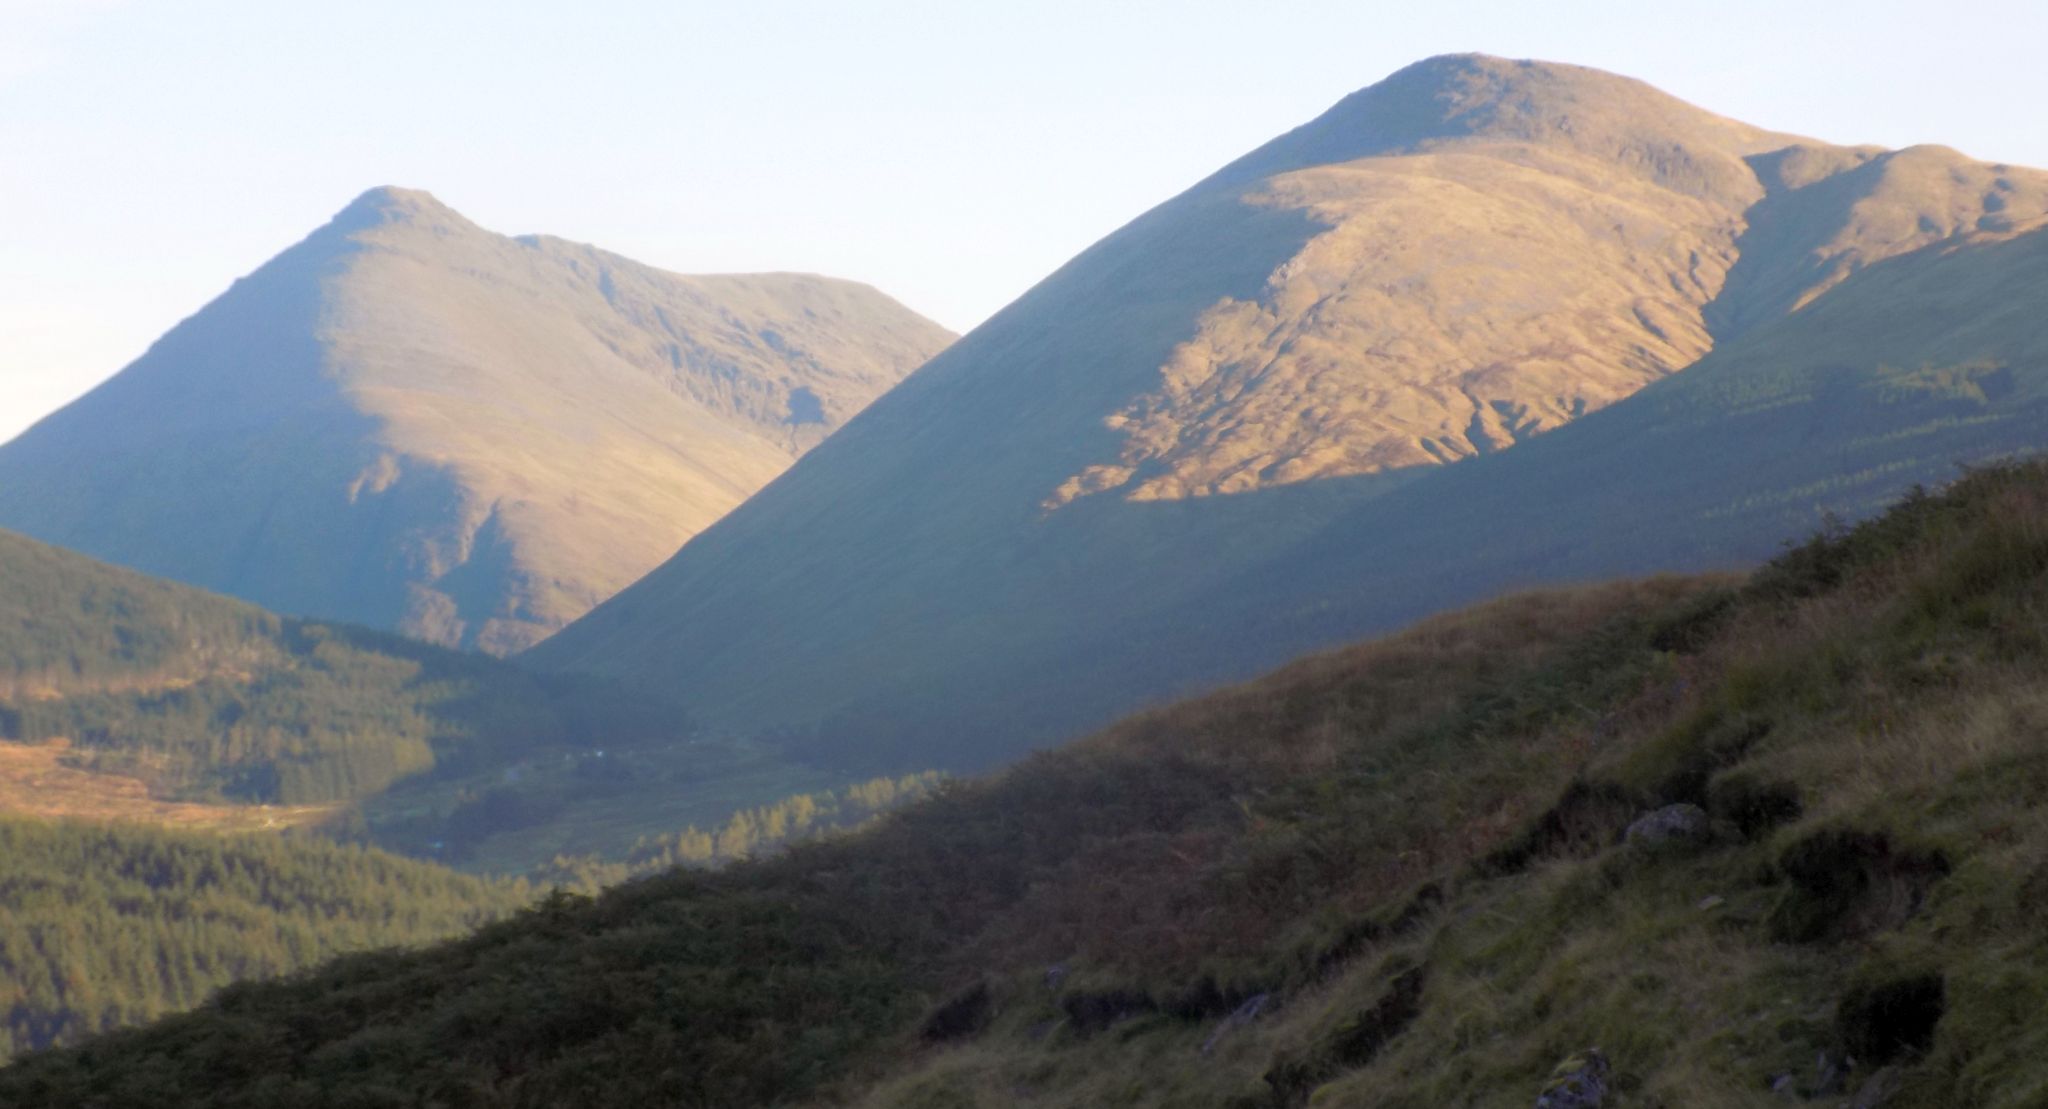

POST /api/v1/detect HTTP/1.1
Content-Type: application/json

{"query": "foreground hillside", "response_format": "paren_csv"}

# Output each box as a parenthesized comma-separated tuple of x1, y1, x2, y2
(0, 187, 953, 652)
(532, 53, 2048, 770)
(0, 817, 529, 1064)
(13, 462, 2048, 1106)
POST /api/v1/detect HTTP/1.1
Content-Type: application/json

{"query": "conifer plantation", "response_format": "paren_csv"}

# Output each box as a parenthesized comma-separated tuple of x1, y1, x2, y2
(0, 818, 529, 1062)
(0, 527, 685, 808)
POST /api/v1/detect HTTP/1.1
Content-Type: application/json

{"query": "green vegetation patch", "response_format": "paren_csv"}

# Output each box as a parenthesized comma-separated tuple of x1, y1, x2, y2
(0, 816, 530, 1064)
(0, 529, 692, 814)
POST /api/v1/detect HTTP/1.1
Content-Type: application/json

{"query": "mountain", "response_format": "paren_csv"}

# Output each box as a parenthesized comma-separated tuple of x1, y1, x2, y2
(0, 188, 953, 653)
(530, 55, 2048, 767)
(14, 460, 2048, 1106)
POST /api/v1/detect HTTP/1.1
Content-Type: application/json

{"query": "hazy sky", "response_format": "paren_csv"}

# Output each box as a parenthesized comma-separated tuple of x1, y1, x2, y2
(6, 0, 2048, 443)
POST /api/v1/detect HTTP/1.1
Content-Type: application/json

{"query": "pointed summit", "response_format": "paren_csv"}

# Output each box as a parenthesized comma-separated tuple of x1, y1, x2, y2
(320, 185, 477, 238)
(0, 191, 953, 652)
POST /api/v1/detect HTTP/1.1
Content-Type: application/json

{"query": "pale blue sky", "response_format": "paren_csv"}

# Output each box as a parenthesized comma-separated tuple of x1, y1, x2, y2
(6, 0, 2048, 442)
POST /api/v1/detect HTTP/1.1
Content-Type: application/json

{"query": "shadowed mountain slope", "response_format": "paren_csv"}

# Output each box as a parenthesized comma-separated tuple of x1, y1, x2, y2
(15, 462, 2048, 1105)
(530, 55, 2048, 768)
(0, 189, 953, 652)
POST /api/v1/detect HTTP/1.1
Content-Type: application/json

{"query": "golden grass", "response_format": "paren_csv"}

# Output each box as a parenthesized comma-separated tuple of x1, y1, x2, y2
(0, 739, 339, 832)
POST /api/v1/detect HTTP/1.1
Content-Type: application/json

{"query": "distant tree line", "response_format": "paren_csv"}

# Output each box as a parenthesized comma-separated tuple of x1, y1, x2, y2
(530, 771, 944, 889)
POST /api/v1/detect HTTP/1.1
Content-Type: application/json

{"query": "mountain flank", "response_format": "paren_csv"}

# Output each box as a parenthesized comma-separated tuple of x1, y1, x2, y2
(0, 188, 953, 652)
(531, 54, 2048, 768)
(13, 460, 2048, 1105)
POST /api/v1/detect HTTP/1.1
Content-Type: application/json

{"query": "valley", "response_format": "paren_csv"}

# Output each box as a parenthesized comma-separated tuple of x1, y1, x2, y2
(0, 525, 945, 1060)
(0, 524, 899, 872)
(9, 458, 2048, 1104)
(4, 41, 2048, 1109)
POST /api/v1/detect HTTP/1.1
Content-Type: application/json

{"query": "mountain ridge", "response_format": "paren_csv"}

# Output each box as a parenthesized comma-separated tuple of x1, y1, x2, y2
(0, 187, 954, 652)
(529, 54, 2048, 768)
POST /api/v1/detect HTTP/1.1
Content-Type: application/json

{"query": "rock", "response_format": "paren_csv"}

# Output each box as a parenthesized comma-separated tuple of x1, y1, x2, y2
(1536, 1048, 1609, 1108)
(1625, 803, 1711, 849)
(1697, 894, 1726, 911)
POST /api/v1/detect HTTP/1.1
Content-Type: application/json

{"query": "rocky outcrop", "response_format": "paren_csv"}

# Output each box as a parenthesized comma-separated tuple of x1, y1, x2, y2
(1535, 1048, 1610, 1108)
(1624, 802, 1712, 849)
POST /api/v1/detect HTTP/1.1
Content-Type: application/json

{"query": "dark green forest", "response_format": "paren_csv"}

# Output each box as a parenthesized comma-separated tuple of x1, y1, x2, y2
(0, 773, 944, 1065)
(0, 528, 689, 805)
(0, 817, 531, 1064)
(0, 528, 275, 693)
(14, 462, 2048, 1106)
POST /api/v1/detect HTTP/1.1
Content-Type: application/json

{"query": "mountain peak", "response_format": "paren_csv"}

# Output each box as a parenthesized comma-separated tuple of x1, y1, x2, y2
(1360, 52, 1763, 139)
(0, 182, 953, 655)
(1213, 53, 1788, 201)
(1386, 51, 1629, 89)
(344, 184, 452, 215)
(325, 185, 473, 237)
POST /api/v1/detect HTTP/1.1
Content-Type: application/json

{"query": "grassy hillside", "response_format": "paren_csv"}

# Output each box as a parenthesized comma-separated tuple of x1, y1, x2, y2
(917, 218, 2048, 781)
(0, 816, 530, 1064)
(13, 461, 2048, 1105)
